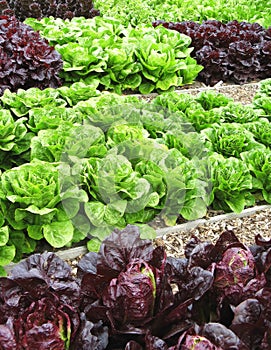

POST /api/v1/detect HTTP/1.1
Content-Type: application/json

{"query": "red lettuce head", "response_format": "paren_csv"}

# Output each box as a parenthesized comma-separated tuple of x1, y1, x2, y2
(14, 297, 73, 350)
(0, 15, 63, 96)
(0, 252, 107, 350)
(102, 259, 157, 327)
(78, 225, 214, 349)
(213, 246, 266, 304)
(179, 334, 222, 349)
(214, 247, 255, 288)
(78, 225, 171, 334)
(185, 231, 267, 307)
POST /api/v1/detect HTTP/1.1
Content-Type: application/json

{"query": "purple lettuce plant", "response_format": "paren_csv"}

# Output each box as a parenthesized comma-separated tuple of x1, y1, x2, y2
(213, 246, 266, 304)
(77, 225, 214, 349)
(0, 252, 108, 350)
(153, 20, 271, 85)
(0, 15, 63, 96)
(184, 231, 270, 349)
(228, 286, 271, 349)
(185, 230, 267, 306)
(0, 0, 99, 21)
(1, 227, 271, 349)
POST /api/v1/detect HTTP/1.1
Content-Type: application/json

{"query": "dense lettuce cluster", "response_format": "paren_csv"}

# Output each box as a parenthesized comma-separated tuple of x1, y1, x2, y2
(0, 87, 212, 272)
(0, 15, 63, 96)
(0, 0, 99, 21)
(25, 16, 202, 94)
(153, 20, 271, 85)
(1, 226, 271, 349)
(95, 0, 271, 28)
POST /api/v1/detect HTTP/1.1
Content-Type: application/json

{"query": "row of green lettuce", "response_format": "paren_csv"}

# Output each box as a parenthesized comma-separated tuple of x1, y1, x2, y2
(24, 16, 202, 94)
(93, 0, 271, 28)
(0, 79, 271, 275)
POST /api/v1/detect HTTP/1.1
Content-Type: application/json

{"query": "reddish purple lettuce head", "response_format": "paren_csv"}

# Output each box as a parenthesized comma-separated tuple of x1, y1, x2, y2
(78, 225, 214, 349)
(214, 247, 255, 288)
(0, 15, 63, 96)
(14, 298, 73, 350)
(0, 252, 108, 350)
(103, 259, 156, 326)
(179, 334, 222, 350)
(213, 246, 266, 304)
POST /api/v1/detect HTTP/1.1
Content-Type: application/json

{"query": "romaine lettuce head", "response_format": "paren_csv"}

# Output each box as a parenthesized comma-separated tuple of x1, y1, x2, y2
(102, 259, 156, 326)
(1, 160, 60, 209)
(215, 102, 260, 124)
(209, 154, 254, 213)
(28, 106, 84, 132)
(106, 123, 149, 147)
(202, 123, 264, 158)
(0, 252, 81, 350)
(213, 247, 266, 304)
(241, 148, 271, 203)
(0, 87, 66, 117)
(246, 119, 271, 148)
(0, 110, 27, 152)
(214, 247, 255, 289)
(30, 123, 74, 162)
(14, 298, 73, 350)
(78, 226, 173, 332)
(0, 109, 33, 170)
(0, 161, 82, 248)
(78, 225, 215, 344)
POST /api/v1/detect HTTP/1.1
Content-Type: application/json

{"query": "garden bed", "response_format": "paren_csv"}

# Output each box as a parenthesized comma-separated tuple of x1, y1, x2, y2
(1, 3, 271, 348)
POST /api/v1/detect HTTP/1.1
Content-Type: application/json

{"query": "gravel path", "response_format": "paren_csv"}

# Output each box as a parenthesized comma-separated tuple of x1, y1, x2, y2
(156, 206, 271, 258)
(176, 80, 260, 105)
(63, 205, 271, 273)
(139, 81, 260, 105)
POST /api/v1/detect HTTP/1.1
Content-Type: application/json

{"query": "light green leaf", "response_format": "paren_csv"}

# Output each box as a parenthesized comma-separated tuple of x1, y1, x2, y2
(84, 202, 106, 227)
(9, 230, 36, 256)
(43, 220, 74, 248)
(138, 224, 157, 240)
(156, 74, 178, 90)
(225, 196, 246, 214)
(89, 225, 114, 241)
(180, 197, 207, 220)
(61, 198, 80, 219)
(0, 245, 16, 266)
(25, 205, 57, 216)
(139, 82, 155, 94)
(0, 226, 9, 246)
(87, 237, 102, 252)
(72, 214, 91, 236)
(27, 225, 43, 240)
